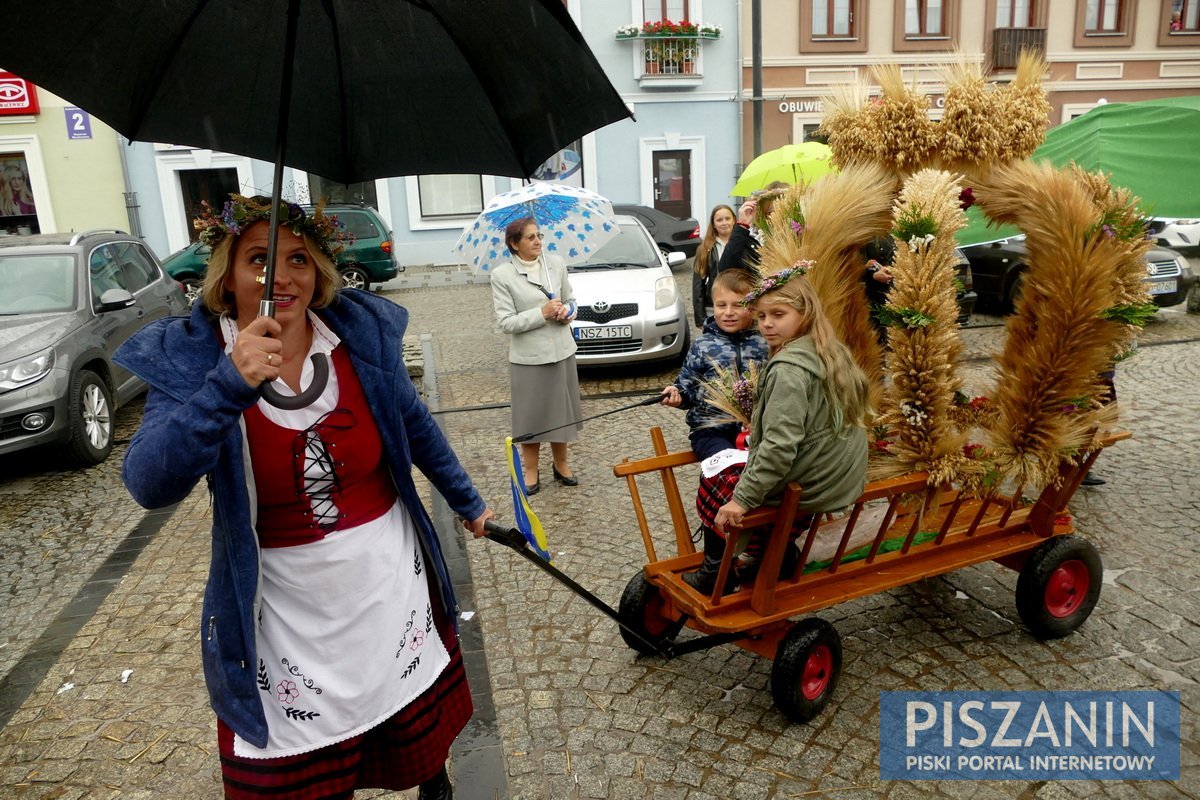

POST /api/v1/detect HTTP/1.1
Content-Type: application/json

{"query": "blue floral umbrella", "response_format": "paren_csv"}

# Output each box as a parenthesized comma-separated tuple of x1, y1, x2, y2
(455, 183, 619, 273)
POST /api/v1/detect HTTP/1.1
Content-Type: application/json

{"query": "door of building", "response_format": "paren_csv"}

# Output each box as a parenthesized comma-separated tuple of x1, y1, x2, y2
(652, 150, 691, 220)
(179, 168, 240, 242)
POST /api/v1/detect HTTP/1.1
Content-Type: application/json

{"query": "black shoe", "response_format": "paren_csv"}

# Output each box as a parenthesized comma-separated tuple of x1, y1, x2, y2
(524, 474, 540, 496)
(1080, 472, 1106, 486)
(552, 465, 579, 486)
(682, 527, 738, 595)
(418, 766, 453, 800)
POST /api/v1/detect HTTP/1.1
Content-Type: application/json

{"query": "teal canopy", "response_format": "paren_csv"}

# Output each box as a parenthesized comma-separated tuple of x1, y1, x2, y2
(956, 94, 1200, 246)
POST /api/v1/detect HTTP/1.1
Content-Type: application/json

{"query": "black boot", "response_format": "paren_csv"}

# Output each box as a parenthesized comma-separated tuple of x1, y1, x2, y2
(418, 766, 453, 800)
(683, 527, 737, 594)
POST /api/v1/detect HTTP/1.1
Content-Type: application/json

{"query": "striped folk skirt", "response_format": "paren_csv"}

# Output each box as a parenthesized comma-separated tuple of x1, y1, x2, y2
(218, 603, 472, 799)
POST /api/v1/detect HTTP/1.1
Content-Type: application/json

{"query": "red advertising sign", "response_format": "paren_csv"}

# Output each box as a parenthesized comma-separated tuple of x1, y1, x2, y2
(0, 72, 40, 115)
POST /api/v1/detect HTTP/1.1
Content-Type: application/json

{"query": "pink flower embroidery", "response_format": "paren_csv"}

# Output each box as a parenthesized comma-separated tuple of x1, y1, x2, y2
(276, 680, 299, 704)
(410, 629, 426, 650)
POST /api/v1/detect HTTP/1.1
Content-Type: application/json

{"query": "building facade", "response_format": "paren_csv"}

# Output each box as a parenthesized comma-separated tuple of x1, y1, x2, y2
(745, 0, 1200, 167)
(0, 76, 130, 238)
(585, 0, 742, 228)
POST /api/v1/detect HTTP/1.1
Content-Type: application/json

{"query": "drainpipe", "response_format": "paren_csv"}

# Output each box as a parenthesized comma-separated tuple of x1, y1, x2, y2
(115, 134, 142, 238)
(735, 0, 745, 191)
(752, 0, 763, 158)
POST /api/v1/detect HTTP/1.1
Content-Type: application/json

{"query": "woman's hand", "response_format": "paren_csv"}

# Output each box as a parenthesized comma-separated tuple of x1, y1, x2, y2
(660, 386, 682, 407)
(230, 315, 284, 388)
(463, 507, 496, 539)
(541, 299, 565, 320)
(737, 200, 757, 226)
(714, 500, 747, 536)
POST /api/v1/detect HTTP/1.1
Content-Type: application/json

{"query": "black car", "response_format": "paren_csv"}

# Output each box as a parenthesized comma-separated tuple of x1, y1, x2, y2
(951, 247, 978, 324)
(962, 236, 1194, 311)
(612, 204, 700, 259)
(0, 231, 188, 465)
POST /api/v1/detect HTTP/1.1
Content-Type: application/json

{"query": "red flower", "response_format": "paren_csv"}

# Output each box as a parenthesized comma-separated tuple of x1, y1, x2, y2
(962, 443, 989, 460)
(969, 396, 990, 410)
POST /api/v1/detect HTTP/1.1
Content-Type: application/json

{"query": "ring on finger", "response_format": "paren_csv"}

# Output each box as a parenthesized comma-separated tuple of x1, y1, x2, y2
(265, 353, 274, 365)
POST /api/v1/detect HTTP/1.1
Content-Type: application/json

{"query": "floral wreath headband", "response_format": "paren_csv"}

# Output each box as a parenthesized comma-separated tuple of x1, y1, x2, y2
(194, 194, 353, 260)
(740, 260, 814, 306)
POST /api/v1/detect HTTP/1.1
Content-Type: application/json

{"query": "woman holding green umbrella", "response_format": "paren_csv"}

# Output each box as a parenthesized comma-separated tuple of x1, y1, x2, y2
(718, 182, 789, 273)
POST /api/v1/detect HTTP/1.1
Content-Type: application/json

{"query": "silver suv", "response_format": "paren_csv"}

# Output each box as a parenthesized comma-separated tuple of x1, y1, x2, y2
(0, 230, 187, 465)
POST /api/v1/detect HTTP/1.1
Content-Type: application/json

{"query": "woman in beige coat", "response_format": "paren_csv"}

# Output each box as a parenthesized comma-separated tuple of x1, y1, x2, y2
(489, 217, 582, 494)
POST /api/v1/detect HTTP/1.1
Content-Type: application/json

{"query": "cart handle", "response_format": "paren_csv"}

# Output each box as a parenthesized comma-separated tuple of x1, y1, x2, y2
(480, 519, 673, 657)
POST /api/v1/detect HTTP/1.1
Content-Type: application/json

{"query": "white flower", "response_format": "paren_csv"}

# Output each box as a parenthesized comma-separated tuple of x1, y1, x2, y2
(899, 400, 929, 427)
(907, 233, 936, 252)
(700, 23, 722, 35)
(617, 24, 640, 36)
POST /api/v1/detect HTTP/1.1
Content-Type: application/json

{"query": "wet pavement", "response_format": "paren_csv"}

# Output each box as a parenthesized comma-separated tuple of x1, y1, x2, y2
(1, 263, 1197, 798)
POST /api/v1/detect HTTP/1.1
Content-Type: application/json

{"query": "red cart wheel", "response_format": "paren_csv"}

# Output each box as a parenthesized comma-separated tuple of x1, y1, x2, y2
(1016, 535, 1102, 640)
(770, 618, 841, 722)
(617, 571, 679, 656)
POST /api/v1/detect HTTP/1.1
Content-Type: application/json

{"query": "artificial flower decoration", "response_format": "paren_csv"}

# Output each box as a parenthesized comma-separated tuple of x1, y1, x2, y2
(739, 262, 814, 306)
(195, 194, 352, 259)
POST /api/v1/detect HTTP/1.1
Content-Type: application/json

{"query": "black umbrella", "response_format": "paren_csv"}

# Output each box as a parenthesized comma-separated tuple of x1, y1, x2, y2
(2, 0, 631, 406)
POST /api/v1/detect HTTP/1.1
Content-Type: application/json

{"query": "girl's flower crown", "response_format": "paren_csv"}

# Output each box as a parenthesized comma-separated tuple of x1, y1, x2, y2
(194, 194, 352, 259)
(740, 260, 814, 306)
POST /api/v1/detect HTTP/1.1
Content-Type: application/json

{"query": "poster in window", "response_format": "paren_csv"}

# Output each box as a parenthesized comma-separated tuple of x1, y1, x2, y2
(530, 140, 583, 187)
(0, 156, 37, 218)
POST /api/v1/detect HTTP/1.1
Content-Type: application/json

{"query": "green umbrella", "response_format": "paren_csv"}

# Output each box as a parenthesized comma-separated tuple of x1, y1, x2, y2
(956, 95, 1200, 245)
(731, 141, 835, 196)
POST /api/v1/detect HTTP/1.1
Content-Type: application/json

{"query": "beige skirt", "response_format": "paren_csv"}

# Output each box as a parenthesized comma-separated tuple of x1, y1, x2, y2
(510, 356, 582, 443)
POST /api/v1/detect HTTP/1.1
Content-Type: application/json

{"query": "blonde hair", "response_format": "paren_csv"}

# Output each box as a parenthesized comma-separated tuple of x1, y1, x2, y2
(694, 204, 735, 279)
(201, 222, 339, 316)
(759, 275, 870, 430)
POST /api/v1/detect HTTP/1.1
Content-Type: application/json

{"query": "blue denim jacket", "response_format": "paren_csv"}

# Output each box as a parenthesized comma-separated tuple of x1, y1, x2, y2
(115, 290, 485, 748)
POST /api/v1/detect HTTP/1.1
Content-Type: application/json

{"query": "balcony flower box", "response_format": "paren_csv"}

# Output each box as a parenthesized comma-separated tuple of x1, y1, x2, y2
(616, 20, 721, 40)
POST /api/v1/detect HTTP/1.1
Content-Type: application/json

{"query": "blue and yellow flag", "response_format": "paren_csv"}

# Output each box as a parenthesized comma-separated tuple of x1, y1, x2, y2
(506, 437, 552, 562)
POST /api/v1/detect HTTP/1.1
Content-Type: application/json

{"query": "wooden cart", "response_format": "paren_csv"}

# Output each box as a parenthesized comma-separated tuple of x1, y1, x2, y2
(610, 427, 1127, 722)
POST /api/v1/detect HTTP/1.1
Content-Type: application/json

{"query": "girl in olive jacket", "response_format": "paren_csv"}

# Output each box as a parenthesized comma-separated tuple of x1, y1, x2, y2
(689, 265, 869, 592)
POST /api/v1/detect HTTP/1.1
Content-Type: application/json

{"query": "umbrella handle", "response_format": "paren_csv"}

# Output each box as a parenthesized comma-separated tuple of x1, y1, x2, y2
(256, 298, 331, 409)
(260, 353, 330, 410)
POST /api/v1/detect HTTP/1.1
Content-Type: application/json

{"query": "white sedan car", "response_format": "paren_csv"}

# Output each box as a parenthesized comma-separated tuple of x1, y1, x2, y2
(568, 216, 690, 366)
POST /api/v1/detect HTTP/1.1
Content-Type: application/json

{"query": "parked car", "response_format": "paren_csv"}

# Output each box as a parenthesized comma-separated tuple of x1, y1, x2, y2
(951, 247, 978, 324)
(961, 236, 1194, 311)
(0, 230, 188, 465)
(162, 204, 401, 303)
(1148, 218, 1200, 259)
(612, 204, 700, 259)
(568, 216, 690, 366)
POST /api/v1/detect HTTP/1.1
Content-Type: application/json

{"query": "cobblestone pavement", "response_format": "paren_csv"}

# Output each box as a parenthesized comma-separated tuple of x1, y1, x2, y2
(1, 264, 1197, 798)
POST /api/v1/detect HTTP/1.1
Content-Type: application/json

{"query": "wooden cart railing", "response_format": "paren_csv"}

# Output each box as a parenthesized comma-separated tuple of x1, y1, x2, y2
(613, 427, 1129, 649)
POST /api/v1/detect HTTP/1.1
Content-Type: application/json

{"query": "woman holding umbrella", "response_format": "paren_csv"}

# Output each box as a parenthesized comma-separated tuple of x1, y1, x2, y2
(718, 181, 789, 274)
(490, 216, 583, 494)
(116, 195, 493, 799)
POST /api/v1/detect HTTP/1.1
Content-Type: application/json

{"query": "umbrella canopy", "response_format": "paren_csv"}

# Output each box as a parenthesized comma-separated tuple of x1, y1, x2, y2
(0, 0, 632, 184)
(0, 0, 631, 408)
(455, 183, 618, 273)
(1032, 95, 1200, 219)
(731, 142, 835, 196)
